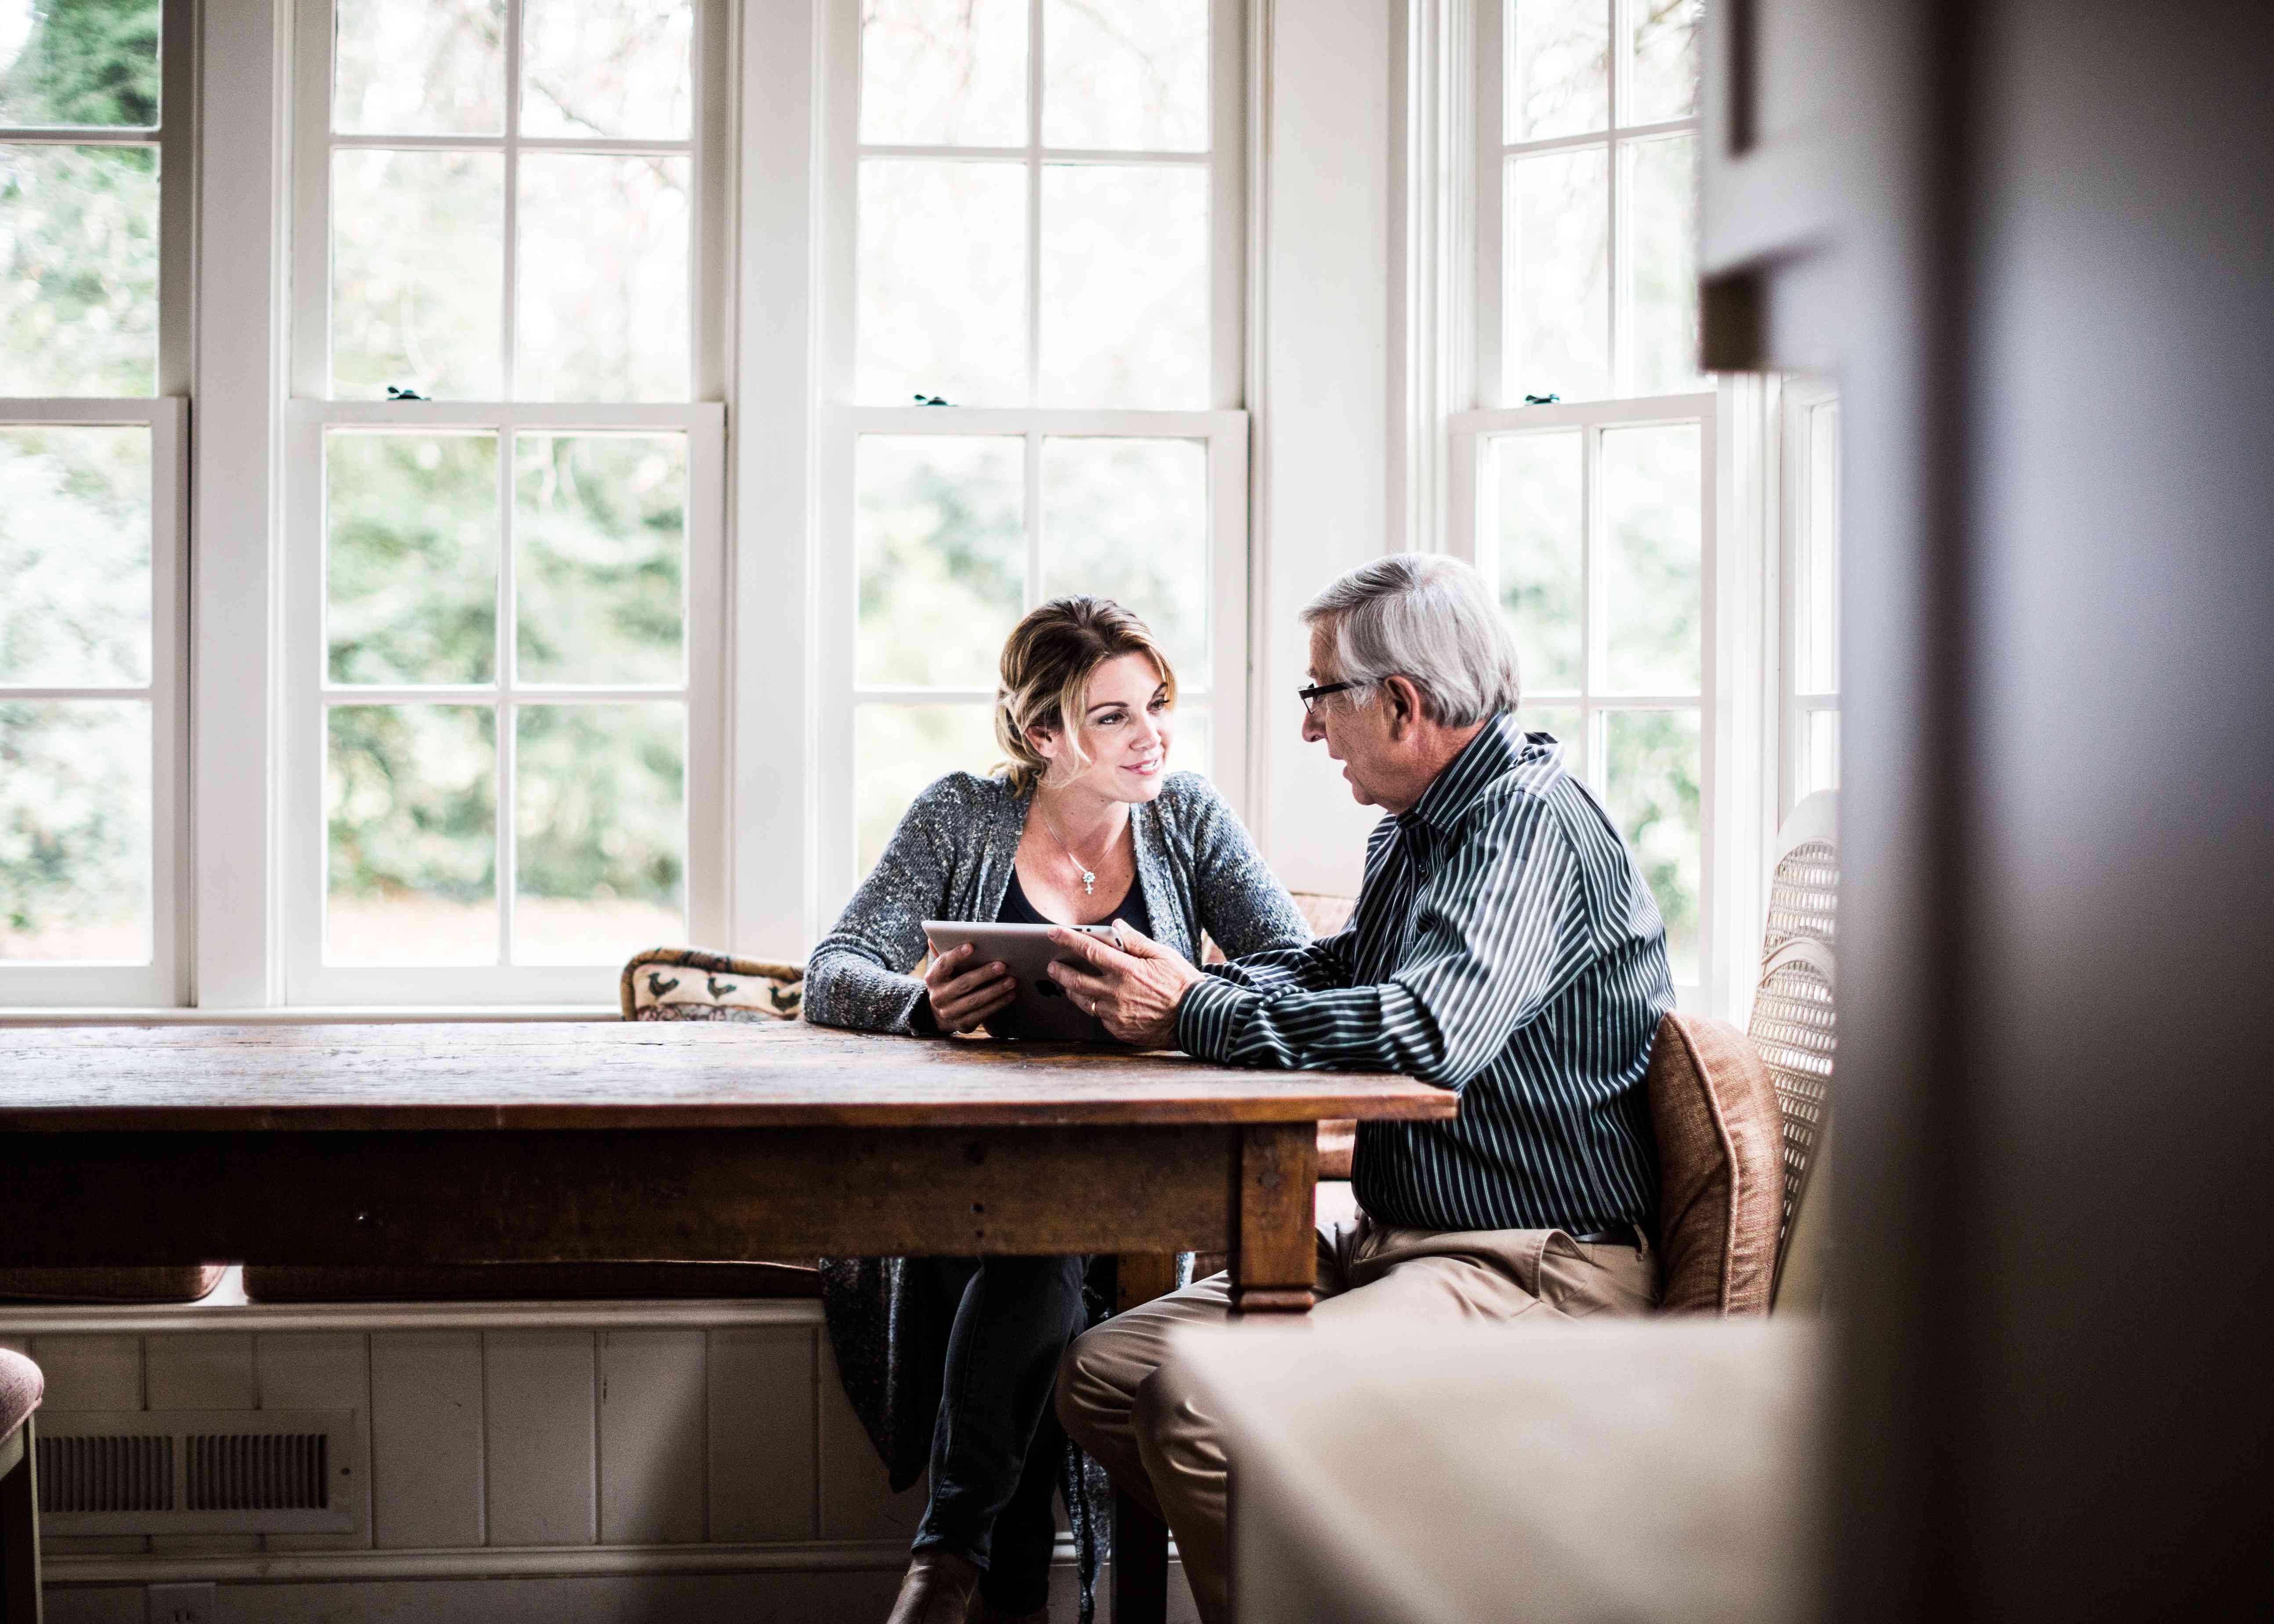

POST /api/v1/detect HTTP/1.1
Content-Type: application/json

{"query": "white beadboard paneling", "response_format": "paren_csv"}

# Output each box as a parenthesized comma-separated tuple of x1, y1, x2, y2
(27, 1334, 142, 1410)
(146, 1333, 261, 1554)
(256, 1332, 373, 1552)
(706, 1326, 817, 1543)
(145, 1334, 256, 1409)
(598, 1330, 707, 1545)
(486, 1330, 598, 1547)
(370, 1331, 486, 1549)
(817, 1340, 925, 1541)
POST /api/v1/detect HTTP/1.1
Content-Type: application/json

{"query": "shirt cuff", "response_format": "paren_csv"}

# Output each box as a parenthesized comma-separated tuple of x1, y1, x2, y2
(1175, 972, 1258, 1060)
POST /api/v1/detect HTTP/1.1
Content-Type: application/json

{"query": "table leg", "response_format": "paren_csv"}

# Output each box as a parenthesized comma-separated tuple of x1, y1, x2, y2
(1112, 1486, 1170, 1624)
(1232, 1122, 1319, 1315)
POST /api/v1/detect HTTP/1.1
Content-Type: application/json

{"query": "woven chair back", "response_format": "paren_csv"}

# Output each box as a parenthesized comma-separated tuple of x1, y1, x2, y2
(1753, 792, 1838, 1308)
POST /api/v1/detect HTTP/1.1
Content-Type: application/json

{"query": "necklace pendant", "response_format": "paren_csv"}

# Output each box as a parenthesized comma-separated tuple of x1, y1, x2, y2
(1081, 870, 1096, 895)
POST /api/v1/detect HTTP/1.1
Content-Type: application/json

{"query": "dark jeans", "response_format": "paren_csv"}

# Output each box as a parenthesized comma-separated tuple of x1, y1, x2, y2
(911, 1253, 1088, 1613)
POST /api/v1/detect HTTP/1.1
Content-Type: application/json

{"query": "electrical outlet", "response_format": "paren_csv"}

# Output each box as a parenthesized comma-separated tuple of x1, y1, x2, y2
(148, 1581, 216, 1624)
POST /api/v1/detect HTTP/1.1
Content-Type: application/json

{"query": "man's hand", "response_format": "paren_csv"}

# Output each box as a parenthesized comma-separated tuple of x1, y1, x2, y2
(1045, 923, 1206, 1049)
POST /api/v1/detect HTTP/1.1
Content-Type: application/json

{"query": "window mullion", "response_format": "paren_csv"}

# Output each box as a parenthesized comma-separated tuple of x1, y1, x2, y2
(496, 424, 517, 968)
(1025, 0, 1047, 406)
(502, 0, 524, 403)
(1025, 429, 1045, 610)
(1581, 420, 1600, 782)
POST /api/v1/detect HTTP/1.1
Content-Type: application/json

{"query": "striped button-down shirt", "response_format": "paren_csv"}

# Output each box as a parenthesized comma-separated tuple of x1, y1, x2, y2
(1175, 716, 1672, 1234)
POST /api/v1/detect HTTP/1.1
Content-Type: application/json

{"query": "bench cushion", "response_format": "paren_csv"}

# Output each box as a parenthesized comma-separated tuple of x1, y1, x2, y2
(0, 1348, 42, 1440)
(1646, 1012, 1786, 1315)
(0, 1265, 228, 1304)
(240, 1261, 821, 1303)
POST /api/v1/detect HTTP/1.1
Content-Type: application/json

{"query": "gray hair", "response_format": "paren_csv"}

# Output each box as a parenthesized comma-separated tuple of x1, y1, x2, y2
(1300, 555, 1521, 727)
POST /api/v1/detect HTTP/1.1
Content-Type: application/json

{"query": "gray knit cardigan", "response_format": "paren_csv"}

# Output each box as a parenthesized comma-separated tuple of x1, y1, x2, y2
(804, 768, 1310, 1032)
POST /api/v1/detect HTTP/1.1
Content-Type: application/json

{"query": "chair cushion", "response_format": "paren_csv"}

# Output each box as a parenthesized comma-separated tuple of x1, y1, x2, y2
(1645, 1012, 1786, 1315)
(0, 1265, 228, 1304)
(0, 1348, 42, 1440)
(621, 947, 804, 1022)
(240, 1261, 821, 1303)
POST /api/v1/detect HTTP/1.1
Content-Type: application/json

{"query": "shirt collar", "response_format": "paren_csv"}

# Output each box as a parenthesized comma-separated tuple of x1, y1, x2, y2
(1400, 713, 1533, 835)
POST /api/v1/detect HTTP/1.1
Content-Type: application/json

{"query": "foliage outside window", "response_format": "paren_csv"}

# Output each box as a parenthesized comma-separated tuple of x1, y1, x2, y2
(1, 0, 180, 999)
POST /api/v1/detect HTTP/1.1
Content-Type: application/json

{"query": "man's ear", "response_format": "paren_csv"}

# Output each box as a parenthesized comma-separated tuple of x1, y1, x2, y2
(1382, 675, 1425, 739)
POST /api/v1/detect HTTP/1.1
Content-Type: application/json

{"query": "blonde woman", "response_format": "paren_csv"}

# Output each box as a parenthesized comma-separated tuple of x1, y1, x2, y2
(805, 597, 1306, 1624)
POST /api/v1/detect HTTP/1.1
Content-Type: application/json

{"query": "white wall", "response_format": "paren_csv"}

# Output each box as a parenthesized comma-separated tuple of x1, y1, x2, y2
(1252, 0, 1400, 895)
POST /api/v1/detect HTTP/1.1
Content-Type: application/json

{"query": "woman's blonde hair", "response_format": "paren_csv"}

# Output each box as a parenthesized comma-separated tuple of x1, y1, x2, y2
(994, 597, 1178, 796)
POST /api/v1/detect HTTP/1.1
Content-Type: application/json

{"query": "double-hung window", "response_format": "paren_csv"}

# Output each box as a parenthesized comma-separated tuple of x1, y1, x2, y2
(0, 0, 191, 1006)
(283, 0, 729, 1004)
(1453, 0, 1723, 1006)
(1780, 374, 1839, 813)
(816, 0, 1248, 913)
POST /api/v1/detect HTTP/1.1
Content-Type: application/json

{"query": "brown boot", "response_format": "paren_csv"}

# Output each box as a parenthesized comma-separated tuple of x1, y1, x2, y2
(967, 1596, 1050, 1624)
(885, 1549, 982, 1624)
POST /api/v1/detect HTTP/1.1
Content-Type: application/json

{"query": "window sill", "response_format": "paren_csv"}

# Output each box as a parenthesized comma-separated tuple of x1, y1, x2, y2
(0, 1005, 619, 1026)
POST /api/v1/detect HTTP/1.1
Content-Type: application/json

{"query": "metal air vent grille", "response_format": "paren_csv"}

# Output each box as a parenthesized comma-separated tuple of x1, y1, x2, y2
(35, 1409, 359, 1535)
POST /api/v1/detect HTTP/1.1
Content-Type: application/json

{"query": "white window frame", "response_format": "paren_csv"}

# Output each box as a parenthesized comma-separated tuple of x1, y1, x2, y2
(1778, 373, 1839, 819)
(0, 0, 196, 1007)
(1450, 392, 1722, 1009)
(809, 0, 1251, 930)
(1443, 0, 1765, 1016)
(278, 0, 732, 1006)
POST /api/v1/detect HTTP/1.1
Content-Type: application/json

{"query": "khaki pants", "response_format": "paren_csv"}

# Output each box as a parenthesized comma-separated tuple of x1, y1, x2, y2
(1055, 1212, 1659, 1623)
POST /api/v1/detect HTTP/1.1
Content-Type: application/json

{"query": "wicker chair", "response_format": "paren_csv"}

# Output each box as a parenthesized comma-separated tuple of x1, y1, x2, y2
(1751, 792, 1838, 1311)
(0, 1348, 41, 1622)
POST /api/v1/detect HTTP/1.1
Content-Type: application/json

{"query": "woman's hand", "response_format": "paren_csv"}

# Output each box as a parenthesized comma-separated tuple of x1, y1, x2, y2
(923, 943, 1017, 1034)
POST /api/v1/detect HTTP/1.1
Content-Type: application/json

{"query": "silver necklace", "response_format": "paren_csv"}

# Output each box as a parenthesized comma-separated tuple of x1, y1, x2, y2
(1038, 805, 1113, 896)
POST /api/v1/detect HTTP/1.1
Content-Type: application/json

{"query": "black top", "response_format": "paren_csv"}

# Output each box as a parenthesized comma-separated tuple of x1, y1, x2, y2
(995, 866, 1154, 937)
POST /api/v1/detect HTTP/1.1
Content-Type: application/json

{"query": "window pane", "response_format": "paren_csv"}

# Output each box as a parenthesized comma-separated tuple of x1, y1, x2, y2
(1042, 0, 1208, 152)
(1507, 0, 1607, 142)
(515, 432, 684, 685)
(1800, 707, 1839, 798)
(1629, 0, 1702, 125)
(0, 144, 158, 395)
(520, 0, 691, 139)
(856, 702, 999, 874)
(1039, 437, 1208, 685)
(332, 148, 502, 399)
(1604, 707, 1700, 981)
(858, 158, 1026, 406)
(1505, 146, 1607, 402)
(326, 431, 497, 686)
(1038, 163, 1207, 408)
(1171, 701, 1210, 782)
(1797, 399, 1840, 693)
(1601, 421, 1700, 694)
(859, 0, 1027, 148)
(514, 702, 684, 964)
(1625, 132, 1702, 395)
(0, 700, 149, 962)
(333, 0, 504, 136)
(326, 703, 497, 964)
(1487, 430, 1581, 694)
(0, 0, 160, 127)
(856, 435, 1023, 688)
(517, 153, 689, 402)
(0, 424, 150, 687)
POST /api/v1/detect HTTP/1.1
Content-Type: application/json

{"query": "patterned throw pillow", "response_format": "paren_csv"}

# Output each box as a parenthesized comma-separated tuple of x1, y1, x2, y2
(619, 947, 805, 1022)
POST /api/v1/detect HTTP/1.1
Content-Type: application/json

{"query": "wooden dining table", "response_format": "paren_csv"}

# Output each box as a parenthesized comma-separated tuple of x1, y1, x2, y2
(0, 1019, 1453, 1620)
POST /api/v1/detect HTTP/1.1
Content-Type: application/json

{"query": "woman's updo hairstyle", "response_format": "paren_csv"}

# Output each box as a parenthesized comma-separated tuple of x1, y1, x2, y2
(995, 597, 1177, 796)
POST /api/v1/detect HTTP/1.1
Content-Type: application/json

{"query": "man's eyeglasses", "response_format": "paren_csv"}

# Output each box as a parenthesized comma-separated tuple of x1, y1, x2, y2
(1297, 680, 1370, 716)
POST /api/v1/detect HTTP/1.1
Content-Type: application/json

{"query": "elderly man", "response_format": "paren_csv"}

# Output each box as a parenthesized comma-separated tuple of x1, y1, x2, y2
(1044, 554, 1674, 1623)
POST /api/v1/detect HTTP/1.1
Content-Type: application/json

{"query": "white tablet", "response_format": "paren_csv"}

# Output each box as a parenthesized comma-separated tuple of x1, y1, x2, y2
(920, 920, 1122, 1044)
